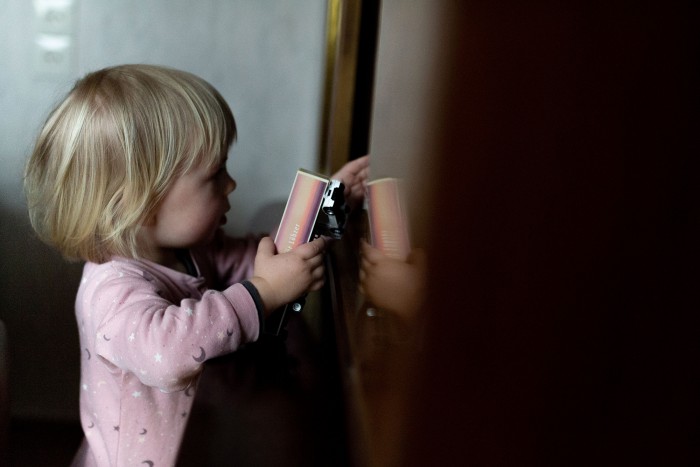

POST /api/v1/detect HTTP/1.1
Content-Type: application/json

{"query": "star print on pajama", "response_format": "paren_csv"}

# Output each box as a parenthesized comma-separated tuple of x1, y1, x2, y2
(70, 231, 262, 466)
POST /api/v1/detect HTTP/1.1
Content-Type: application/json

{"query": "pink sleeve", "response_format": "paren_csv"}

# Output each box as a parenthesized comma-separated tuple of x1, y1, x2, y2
(192, 229, 262, 289)
(92, 271, 259, 393)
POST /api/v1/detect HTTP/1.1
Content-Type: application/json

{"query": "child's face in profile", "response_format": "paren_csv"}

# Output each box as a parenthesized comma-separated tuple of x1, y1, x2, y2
(149, 153, 236, 252)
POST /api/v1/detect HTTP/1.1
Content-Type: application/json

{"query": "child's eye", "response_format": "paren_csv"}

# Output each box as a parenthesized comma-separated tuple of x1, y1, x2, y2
(210, 164, 225, 177)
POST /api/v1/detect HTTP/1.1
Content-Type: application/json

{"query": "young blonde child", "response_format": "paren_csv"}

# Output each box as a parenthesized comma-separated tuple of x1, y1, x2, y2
(24, 64, 368, 466)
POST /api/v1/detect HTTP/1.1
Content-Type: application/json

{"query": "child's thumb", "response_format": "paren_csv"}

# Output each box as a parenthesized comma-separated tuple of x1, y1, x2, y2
(256, 236, 276, 258)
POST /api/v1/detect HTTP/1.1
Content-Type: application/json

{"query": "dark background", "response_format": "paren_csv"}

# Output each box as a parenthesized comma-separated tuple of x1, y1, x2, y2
(406, 2, 699, 466)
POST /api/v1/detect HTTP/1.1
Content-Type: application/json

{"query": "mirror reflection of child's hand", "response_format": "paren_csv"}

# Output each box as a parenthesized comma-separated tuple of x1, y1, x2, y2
(359, 240, 426, 321)
(331, 155, 370, 209)
(249, 236, 327, 314)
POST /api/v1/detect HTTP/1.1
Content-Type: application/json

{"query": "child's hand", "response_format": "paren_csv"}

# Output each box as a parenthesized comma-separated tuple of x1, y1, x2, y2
(249, 236, 327, 314)
(359, 240, 426, 320)
(332, 155, 370, 209)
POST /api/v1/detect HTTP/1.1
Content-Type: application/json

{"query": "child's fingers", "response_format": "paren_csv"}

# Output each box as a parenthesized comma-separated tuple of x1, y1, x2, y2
(332, 155, 370, 185)
(294, 237, 326, 259)
(308, 252, 325, 267)
(256, 236, 276, 257)
(349, 180, 366, 198)
(360, 239, 384, 264)
(354, 161, 370, 183)
(341, 155, 368, 174)
(350, 155, 370, 172)
(308, 277, 326, 292)
(360, 238, 370, 251)
(311, 262, 325, 280)
(302, 260, 325, 291)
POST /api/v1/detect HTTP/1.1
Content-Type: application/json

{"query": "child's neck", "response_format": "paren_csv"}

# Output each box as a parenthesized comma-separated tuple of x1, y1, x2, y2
(174, 249, 198, 276)
(144, 248, 194, 275)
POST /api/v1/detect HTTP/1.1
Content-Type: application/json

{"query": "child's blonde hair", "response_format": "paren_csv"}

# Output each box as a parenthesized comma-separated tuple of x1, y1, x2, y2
(24, 64, 236, 263)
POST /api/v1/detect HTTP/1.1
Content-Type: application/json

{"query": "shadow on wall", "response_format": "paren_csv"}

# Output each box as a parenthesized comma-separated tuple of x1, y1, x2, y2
(0, 204, 82, 422)
(248, 200, 286, 237)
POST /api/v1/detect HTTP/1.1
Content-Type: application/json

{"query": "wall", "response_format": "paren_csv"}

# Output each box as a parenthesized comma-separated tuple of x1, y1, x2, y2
(0, 0, 328, 421)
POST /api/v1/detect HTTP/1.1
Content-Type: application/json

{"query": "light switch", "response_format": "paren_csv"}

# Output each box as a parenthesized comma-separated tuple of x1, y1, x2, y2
(34, 34, 72, 75)
(34, 0, 74, 35)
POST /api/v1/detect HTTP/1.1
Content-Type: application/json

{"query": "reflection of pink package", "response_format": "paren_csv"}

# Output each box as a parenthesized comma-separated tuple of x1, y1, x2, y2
(366, 178, 411, 260)
(274, 169, 330, 253)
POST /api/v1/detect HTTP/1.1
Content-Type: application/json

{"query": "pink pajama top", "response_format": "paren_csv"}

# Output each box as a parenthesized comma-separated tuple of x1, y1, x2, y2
(71, 231, 261, 466)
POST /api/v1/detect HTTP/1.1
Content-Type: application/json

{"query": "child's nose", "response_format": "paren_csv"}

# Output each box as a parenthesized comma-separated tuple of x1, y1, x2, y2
(225, 174, 237, 194)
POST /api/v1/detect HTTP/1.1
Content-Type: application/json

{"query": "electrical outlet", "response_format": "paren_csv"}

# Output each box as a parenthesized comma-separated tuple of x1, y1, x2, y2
(34, 34, 72, 75)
